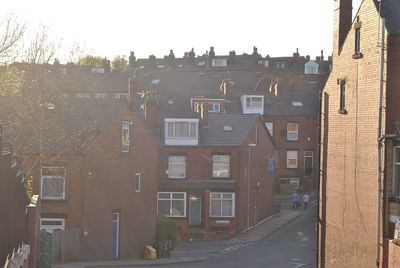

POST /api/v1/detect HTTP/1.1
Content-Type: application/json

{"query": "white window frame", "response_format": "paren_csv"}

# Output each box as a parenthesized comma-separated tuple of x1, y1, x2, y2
(393, 146, 400, 197)
(40, 218, 65, 233)
(208, 103, 221, 113)
(246, 96, 263, 109)
(212, 58, 228, 67)
(210, 192, 235, 218)
(287, 123, 299, 141)
(266, 122, 273, 137)
(157, 192, 186, 217)
(122, 121, 130, 152)
(287, 151, 298, 169)
(168, 156, 186, 179)
(135, 173, 141, 192)
(40, 166, 66, 200)
(95, 93, 108, 99)
(166, 122, 197, 138)
(212, 155, 230, 178)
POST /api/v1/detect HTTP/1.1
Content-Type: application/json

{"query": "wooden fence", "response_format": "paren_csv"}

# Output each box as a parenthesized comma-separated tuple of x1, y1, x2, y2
(52, 228, 81, 262)
(0, 139, 30, 266)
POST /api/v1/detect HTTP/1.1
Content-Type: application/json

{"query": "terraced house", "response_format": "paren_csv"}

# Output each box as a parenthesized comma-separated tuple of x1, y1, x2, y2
(318, 0, 400, 267)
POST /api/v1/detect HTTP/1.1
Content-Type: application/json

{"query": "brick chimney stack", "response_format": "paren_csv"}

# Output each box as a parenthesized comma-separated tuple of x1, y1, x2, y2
(129, 75, 139, 106)
(334, 0, 352, 56)
(144, 92, 158, 129)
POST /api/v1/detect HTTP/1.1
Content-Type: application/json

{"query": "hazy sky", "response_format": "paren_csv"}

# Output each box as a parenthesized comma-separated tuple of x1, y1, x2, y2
(2, 0, 363, 62)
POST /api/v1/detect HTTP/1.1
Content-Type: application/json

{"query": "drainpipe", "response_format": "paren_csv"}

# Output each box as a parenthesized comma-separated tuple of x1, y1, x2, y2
(376, 15, 385, 268)
(316, 89, 322, 267)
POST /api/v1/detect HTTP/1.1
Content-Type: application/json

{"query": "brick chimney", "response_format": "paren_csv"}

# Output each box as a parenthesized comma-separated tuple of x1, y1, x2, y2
(334, 0, 352, 56)
(144, 92, 158, 128)
(200, 102, 209, 128)
(129, 75, 139, 105)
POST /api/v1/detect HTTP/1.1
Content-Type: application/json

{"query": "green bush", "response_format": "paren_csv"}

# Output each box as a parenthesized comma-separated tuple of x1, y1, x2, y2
(154, 214, 178, 257)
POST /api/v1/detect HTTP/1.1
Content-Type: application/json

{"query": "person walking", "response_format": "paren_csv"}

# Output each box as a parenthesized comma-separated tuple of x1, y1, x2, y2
(302, 192, 310, 211)
(292, 191, 300, 210)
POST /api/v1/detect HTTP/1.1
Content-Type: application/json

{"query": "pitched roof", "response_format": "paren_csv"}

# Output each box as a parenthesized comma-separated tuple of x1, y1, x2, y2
(199, 114, 259, 146)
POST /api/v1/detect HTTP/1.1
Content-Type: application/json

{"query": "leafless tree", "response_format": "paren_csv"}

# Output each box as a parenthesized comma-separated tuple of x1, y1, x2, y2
(24, 24, 61, 64)
(0, 14, 26, 63)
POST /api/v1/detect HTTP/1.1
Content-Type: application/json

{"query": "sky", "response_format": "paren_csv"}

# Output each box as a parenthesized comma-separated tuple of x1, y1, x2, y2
(1, 0, 363, 63)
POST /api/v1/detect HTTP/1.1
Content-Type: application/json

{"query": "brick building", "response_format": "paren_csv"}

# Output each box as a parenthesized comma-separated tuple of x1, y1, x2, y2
(156, 111, 275, 238)
(318, 0, 400, 267)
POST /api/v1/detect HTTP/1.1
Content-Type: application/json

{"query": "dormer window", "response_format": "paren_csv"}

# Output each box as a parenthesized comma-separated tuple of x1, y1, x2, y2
(240, 95, 264, 115)
(246, 96, 263, 108)
(212, 59, 228, 67)
(276, 62, 286, 69)
(165, 118, 199, 146)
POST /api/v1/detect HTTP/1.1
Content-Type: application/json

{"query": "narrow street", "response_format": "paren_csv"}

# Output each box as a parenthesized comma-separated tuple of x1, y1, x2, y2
(138, 206, 317, 268)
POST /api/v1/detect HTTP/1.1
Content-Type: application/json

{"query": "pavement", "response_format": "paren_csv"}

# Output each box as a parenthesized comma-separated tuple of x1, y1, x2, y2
(52, 193, 316, 268)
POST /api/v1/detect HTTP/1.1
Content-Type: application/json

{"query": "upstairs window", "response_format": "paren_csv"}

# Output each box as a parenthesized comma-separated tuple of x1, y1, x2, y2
(287, 123, 299, 141)
(212, 58, 228, 67)
(393, 147, 400, 197)
(122, 121, 130, 152)
(246, 96, 263, 108)
(41, 166, 66, 200)
(338, 79, 347, 114)
(266, 122, 273, 136)
(135, 173, 141, 192)
(353, 20, 363, 59)
(212, 155, 230, 178)
(208, 103, 221, 113)
(166, 121, 197, 138)
(168, 156, 186, 179)
(286, 151, 298, 169)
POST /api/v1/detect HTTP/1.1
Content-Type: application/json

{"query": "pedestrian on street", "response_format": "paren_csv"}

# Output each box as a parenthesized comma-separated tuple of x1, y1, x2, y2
(292, 191, 300, 210)
(302, 192, 310, 211)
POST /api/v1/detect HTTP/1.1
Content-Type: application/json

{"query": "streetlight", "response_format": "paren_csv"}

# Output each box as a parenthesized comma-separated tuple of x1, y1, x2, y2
(247, 143, 256, 230)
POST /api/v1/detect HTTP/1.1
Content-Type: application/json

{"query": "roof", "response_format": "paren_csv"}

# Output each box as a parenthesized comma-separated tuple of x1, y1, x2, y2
(199, 114, 259, 146)
(379, 0, 400, 34)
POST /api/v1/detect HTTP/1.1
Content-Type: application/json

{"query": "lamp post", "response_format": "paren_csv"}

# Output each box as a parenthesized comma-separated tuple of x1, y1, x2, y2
(247, 143, 256, 230)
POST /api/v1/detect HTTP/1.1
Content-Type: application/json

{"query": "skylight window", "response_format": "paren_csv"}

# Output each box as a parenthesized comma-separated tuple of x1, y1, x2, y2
(151, 79, 160, 85)
(292, 101, 303, 107)
(223, 126, 233, 132)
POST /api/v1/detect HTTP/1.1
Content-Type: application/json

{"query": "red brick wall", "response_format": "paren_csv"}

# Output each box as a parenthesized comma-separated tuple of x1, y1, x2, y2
(263, 115, 318, 190)
(82, 107, 158, 260)
(319, 0, 389, 267)
(22, 154, 86, 229)
(158, 118, 275, 236)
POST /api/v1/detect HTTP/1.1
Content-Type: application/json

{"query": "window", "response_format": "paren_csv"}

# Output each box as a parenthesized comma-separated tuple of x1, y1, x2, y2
(40, 218, 65, 233)
(339, 80, 347, 113)
(135, 173, 141, 192)
(287, 123, 299, 141)
(355, 28, 360, 53)
(95, 93, 108, 99)
(290, 178, 300, 190)
(210, 192, 235, 217)
(212, 58, 228, 67)
(212, 155, 230, 178)
(122, 121, 130, 152)
(157, 192, 186, 217)
(208, 103, 221, 113)
(168, 156, 186, 178)
(246, 96, 263, 108)
(115, 93, 129, 100)
(393, 147, 400, 197)
(166, 121, 197, 138)
(266, 122, 273, 136)
(41, 166, 66, 200)
(287, 151, 298, 169)
(276, 62, 286, 69)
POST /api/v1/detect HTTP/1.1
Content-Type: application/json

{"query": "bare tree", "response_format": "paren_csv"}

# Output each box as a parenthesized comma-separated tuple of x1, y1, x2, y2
(24, 24, 61, 64)
(0, 14, 26, 63)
